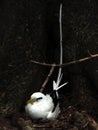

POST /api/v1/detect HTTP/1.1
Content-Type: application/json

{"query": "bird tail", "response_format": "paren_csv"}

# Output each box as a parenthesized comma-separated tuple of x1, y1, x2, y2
(53, 4, 68, 95)
(53, 4, 68, 94)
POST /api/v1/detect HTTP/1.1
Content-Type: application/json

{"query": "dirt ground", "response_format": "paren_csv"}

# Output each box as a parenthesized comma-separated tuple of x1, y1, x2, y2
(0, 95, 98, 130)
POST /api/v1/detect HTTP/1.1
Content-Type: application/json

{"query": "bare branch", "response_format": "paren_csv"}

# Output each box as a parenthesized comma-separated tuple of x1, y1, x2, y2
(31, 53, 98, 67)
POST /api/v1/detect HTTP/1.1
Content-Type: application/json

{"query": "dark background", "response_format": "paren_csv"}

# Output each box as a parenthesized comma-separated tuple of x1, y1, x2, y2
(0, 0, 98, 128)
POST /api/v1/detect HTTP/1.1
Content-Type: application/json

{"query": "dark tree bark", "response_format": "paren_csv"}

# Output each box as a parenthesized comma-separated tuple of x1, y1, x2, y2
(0, 0, 98, 129)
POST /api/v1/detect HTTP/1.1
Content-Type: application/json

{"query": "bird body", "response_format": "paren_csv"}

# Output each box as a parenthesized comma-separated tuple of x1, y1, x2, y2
(25, 92, 54, 119)
(25, 92, 60, 120)
(25, 3, 68, 120)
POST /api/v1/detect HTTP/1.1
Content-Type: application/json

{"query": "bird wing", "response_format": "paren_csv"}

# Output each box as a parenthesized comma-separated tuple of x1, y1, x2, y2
(47, 103, 60, 120)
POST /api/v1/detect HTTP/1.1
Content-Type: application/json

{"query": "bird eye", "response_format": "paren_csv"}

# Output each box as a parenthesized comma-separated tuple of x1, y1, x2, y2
(36, 97, 43, 101)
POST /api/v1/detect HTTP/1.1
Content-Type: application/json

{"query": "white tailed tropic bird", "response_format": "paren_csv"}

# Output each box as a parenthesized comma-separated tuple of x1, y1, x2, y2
(25, 3, 68, 120)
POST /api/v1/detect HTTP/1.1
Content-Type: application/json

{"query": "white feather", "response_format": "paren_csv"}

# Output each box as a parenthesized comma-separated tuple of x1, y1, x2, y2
(53, 3, 68, 92)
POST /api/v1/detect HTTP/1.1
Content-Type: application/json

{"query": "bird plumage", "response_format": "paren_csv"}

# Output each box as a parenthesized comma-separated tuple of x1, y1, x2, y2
(25, 92, 55, 119)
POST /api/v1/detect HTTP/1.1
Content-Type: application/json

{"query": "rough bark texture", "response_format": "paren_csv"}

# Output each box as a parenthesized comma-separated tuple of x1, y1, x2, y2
(0, 0, 98, 129)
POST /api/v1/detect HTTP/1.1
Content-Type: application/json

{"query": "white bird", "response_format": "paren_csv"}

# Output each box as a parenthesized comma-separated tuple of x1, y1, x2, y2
(25, 3, 68, 120)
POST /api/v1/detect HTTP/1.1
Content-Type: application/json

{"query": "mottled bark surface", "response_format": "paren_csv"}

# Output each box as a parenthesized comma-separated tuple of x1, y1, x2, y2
(0, 0, 98, 129)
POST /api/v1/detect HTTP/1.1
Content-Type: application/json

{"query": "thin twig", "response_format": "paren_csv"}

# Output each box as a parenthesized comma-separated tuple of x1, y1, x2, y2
(87, 114, 98, 129)
(31, 53, 98, 67)
(40, 66, 55, 92)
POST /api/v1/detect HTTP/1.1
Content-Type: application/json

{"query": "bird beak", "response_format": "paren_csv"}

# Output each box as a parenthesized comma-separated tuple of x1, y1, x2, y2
(27, 98, 36, 104)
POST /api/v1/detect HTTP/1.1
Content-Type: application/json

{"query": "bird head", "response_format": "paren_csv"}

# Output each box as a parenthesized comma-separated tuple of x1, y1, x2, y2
(27, 92, 46, 104)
